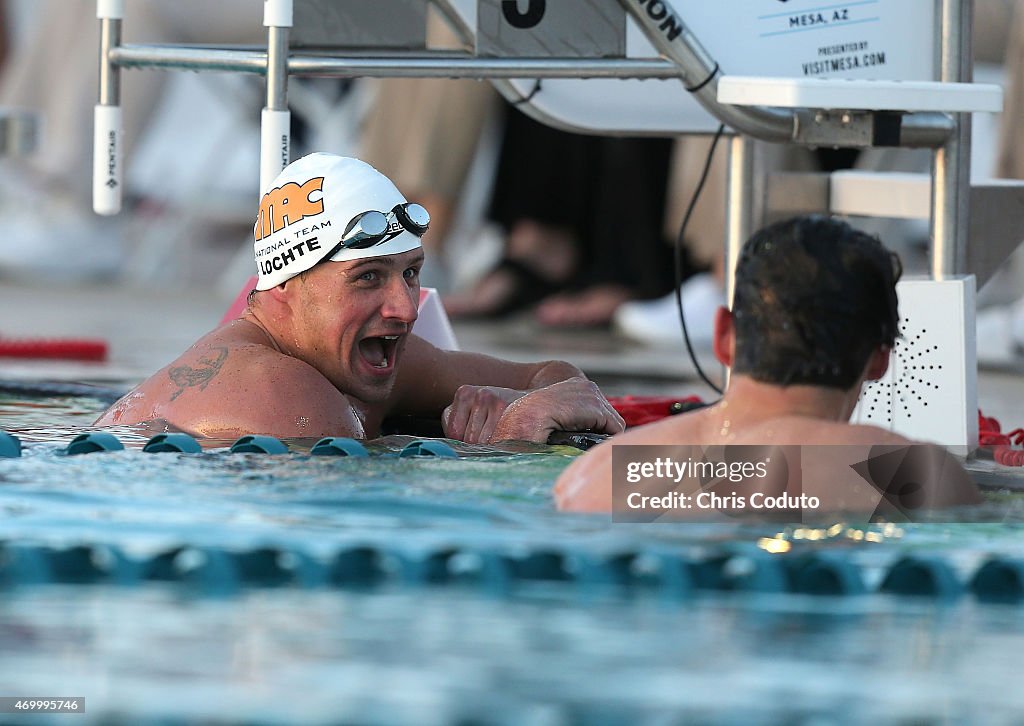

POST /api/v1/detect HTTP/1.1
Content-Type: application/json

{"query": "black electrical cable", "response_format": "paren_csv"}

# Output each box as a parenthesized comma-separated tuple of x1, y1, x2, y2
(674, 123, 726, 396)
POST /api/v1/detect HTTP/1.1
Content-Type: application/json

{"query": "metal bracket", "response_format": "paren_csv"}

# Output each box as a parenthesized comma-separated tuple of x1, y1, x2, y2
(793, 109, 906, 149)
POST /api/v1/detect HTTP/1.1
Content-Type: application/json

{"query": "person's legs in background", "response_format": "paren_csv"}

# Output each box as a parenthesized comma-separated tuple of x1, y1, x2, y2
(613, 135, 822, 348)
(0, 0, 129, 280)
(359, 75, 497, 291)
(612, 133, 729, 347)
(445, 107, 696, 327)
(442, 103, 591, 318)
(0, 0, 261, 282)
(359, 9, 498, 291)
(534, 134, 681, 328)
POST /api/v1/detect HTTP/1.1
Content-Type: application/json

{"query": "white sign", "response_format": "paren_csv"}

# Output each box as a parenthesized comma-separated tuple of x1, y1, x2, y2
(672, 0, 935, 81)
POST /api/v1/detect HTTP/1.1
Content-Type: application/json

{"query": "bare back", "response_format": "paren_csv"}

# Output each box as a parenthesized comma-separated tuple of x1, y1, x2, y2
(95, 319, 363, 439)
(555, 403, 981, 513)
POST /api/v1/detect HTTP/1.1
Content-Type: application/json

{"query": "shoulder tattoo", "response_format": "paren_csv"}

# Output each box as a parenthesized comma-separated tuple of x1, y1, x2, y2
(168, 346, 229, 401)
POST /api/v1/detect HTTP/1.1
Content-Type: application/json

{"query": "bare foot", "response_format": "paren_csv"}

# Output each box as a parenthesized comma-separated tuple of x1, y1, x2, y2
(534, 284, 633, 328)
(506, 220, 578, 282)
(443, 220, 579, 319)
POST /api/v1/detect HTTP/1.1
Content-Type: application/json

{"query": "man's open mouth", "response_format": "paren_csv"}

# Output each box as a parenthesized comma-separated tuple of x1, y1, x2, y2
(358, 334, 401, 370)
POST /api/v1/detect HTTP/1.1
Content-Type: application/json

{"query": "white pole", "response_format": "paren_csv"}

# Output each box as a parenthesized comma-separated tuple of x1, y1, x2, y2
(260, 0, 293, 194)
(263, 0, 293, 28)
(96, 0, 125, 19)
(93, 0, 125, 214)
(93, 105, 122, 215)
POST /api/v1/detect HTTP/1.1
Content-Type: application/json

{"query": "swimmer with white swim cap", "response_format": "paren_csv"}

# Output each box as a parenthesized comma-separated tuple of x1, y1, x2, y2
(96, 153, 624, 443)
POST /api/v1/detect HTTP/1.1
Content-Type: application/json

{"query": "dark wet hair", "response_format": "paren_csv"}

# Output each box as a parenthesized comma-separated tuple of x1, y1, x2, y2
(731, 215, 901, 389)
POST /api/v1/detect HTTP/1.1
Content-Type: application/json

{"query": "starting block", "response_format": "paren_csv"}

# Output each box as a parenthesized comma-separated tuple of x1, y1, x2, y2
(445, 0, 942, 134)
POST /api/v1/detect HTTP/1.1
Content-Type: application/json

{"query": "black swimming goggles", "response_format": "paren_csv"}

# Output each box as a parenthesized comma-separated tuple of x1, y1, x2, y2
(327, 203, 430, 258)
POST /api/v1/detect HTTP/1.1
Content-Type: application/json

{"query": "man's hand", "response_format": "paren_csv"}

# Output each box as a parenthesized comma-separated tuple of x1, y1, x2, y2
(442, 385, 527, 443)
(488, 377, 625, 444)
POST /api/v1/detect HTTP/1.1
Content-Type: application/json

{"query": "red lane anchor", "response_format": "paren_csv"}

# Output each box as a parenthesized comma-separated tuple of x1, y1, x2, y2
(0, 336, 108, 362)
(608, 395, 706, 428)
(978, 410, 1024, 467)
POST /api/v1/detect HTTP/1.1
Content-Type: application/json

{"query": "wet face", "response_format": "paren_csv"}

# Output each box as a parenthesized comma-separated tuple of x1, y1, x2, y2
(286, 248, 423, 404)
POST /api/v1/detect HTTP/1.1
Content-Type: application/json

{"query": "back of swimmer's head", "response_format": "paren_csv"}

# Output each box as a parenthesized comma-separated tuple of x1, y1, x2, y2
(251, 153, 422, 291)
(730, 215, 901, 390)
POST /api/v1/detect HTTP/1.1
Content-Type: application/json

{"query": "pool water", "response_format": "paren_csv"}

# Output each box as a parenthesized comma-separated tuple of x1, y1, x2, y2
(3, 391, 1024, 724)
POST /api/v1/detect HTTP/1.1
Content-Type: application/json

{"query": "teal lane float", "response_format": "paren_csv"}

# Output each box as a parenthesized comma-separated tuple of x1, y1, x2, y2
(143, 433, 203, 453)
(2, 540, 1022, 605)
(229, 435, 289, 454)
(43, 432, 461, 457)
(310, 437, 369, 457)
(65, 432, 125, 455)
(398, 440, 458, 458)
(0, 431, 21, 458)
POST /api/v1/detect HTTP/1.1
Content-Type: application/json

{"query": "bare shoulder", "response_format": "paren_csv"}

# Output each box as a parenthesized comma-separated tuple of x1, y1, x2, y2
(97, 323, 361, 438)
(224, 349, 363, 439)
(554, 415, 703, 511)
(553, 411, 981, 513)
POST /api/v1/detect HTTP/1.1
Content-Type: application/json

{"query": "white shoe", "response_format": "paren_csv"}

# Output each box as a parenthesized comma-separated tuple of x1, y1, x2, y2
(614, 273, 724, 348)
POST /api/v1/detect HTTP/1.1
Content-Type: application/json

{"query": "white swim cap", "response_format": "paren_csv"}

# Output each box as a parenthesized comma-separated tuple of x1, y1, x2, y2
(253, 153, 423, 290)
